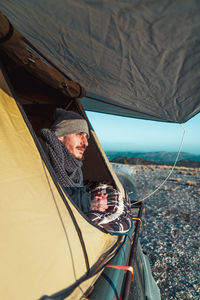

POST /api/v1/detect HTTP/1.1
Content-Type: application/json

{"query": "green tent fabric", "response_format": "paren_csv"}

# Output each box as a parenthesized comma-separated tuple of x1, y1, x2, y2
(0, 0, 200, 123)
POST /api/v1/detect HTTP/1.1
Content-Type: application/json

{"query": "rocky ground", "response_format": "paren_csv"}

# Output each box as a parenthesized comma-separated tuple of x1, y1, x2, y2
(134, 165, 200, 299)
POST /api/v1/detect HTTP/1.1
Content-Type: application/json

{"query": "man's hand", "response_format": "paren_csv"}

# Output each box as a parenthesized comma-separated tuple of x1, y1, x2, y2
(90, 192, 108, 212)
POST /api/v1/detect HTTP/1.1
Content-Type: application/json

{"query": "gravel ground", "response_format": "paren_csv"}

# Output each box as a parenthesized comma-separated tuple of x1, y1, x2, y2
(134, 165, 200, 299)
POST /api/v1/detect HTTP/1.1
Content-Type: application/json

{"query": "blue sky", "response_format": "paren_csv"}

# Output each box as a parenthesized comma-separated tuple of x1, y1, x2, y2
(86, 111, 200, 155)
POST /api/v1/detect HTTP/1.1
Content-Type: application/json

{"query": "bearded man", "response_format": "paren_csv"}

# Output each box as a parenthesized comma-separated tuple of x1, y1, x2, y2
(40, 108, 131, 233)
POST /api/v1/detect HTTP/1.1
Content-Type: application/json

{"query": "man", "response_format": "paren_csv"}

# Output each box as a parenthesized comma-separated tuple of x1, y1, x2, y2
(40, 108, 108, 212)
(41, 108, 131, 232)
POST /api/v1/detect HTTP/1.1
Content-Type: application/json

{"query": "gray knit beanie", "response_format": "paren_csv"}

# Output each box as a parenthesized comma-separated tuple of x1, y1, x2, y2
(51, 108, 89, 138)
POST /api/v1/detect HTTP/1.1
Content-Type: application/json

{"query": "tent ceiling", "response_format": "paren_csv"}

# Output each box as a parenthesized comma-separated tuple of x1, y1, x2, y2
(0, 0, 200, 123)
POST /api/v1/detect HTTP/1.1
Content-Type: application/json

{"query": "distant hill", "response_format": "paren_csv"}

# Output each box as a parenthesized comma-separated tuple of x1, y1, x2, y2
(106, 151, 200, 167)
(111, 156, 167, 166)
(176, 160, 200, 168)
(106, 151, 200, 163)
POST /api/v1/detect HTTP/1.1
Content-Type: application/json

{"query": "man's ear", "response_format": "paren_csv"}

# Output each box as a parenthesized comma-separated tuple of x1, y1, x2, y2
(58, 137, 64, 142)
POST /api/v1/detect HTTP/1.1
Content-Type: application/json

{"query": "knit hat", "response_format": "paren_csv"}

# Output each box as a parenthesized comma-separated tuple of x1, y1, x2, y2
(51, 108, 89, 138)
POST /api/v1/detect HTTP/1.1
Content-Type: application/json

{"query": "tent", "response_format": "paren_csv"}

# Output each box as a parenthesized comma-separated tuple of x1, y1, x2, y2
(0, 1, 200, 299)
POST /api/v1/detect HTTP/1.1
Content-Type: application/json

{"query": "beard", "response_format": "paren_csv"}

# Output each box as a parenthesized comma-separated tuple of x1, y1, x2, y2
(76, 146, 87, 161)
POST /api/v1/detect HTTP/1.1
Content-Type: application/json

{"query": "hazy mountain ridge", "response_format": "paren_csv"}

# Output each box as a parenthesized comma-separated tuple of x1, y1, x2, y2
(106, 151, 200, 167)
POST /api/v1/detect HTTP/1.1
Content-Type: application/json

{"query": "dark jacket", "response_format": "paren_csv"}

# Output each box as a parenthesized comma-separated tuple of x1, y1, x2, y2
(64, 187, 91, 213)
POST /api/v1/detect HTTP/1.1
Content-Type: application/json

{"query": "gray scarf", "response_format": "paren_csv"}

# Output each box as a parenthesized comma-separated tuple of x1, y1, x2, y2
(40, 129, 83, 187)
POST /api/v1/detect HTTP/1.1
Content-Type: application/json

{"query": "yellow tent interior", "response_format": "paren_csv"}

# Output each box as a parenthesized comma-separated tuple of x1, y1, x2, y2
(0, 54, 127, 300)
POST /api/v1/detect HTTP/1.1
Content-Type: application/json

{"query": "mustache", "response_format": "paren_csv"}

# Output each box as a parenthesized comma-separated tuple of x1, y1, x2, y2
(76, 146, 87, 150)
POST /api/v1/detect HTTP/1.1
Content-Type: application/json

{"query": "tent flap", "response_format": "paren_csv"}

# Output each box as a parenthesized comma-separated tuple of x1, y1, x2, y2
(0, 1, 200, 123)
(0, 0, 200, 123)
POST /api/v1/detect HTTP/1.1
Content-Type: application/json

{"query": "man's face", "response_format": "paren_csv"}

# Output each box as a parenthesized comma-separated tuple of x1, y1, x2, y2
(59, 132, 89, 160)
